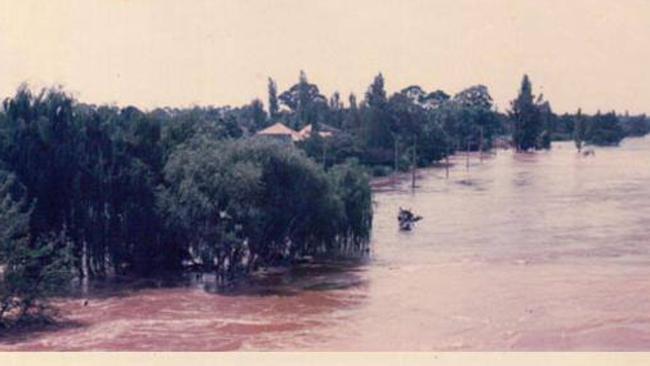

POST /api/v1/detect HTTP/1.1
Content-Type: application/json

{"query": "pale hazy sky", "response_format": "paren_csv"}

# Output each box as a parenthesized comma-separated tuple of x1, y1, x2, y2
(1, 0, 649, 113)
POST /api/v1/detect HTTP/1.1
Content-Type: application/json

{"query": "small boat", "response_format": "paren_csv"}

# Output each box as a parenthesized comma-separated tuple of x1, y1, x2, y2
(398, 208, 422, 231)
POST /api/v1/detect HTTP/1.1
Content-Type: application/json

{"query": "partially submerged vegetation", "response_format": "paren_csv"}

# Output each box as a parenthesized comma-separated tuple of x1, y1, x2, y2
(1, 71, 648, 328)
(0, 84, 372, 328)
(0, 170, 71, 328)
(160, 138, 372, 283)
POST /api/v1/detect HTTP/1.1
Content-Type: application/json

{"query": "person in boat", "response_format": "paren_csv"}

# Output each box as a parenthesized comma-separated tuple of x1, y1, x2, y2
(398, 207, 422, 230)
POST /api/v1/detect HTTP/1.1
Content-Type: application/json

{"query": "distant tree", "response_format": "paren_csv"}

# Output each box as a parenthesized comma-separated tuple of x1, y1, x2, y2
(553, 113, 575, 141)
(329, 92, 344, 128)
(388, 90, 425, 175)
(268, 78, 279, 122)
(537, 98, 553, 149)
(362, 73, 393, 151)
(453, 85, 493, 110)
(423, 90, 450, 107)
(218, 114, 244, 139)
(584, 111, 625, 146)
(343, 93, 362, 132)
(445, 85, 500, 151)
(245, 99, 267, 133)
(279, 71, 328, 129)
(621, 114, 649, 137)
(400, 85, 427, 105)
(365, 73, 388, 108)
(389, 90, 425, 139)
(509, 75, 543, 151)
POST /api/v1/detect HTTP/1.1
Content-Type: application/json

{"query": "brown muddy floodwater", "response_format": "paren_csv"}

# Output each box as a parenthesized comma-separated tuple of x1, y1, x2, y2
(2, 137, 650, 351)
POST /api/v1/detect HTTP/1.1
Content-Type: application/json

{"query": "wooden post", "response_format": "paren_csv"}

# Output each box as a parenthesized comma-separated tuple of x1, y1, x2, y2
(394, 137, 398, 176)
(411, 137, 416, 189)
(466, 139, 470, 170)
(479, 127, 484, 163)
(445, 147, 450, 179)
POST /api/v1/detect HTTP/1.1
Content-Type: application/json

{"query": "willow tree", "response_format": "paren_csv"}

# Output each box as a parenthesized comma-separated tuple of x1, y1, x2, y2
(159, 138, 373, 282)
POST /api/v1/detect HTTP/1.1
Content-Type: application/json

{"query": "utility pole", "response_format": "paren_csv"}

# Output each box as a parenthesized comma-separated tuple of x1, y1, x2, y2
(411, 137, 417, 189)
(445, 147, 450, 179)
(443, 132, 450, 179)
(322, 139, 327, 168)
(394, 137, 399, 176)
(466, 138, 470, 170)
(479, 127, 484, 163)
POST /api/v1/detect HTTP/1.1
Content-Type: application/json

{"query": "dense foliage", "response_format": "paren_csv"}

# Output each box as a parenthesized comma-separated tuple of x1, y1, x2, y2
(160, 138, 372, 283)
(0, 83, 376, 325)
(509, 75, 553, 151)
(0, 170, 71, 328)
(292, 72, 505, 171)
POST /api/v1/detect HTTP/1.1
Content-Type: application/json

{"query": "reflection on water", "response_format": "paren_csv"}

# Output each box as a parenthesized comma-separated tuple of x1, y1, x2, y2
(2, 137, 650, 350)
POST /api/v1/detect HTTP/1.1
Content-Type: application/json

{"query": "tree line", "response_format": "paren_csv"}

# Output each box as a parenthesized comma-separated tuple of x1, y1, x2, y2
(263, 72, 648, 175)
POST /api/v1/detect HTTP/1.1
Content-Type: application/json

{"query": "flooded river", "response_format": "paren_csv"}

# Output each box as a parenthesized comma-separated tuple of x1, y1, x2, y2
(2, 137, 650, 351)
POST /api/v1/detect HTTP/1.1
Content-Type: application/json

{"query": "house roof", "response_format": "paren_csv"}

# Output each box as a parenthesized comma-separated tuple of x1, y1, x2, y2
(298, 124, 337, 139)
(256, 122, 301, 141)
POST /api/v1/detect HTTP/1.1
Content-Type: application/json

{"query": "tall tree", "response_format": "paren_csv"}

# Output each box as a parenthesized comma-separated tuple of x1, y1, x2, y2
(329, 92, 344, 128)
(343, 93, 362, 132)
(365, 73, 387, 108)
(267, 78, 279, 122)
(246, 98, 267, 133)
(363, 73, 393, 150)
(509, 75, 543, 151)
(279, 71, 328, 129)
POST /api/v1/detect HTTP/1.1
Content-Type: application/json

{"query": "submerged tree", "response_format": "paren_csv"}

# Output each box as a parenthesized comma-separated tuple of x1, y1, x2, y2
(509, 75, 544, 151)
(0, 170, 71, 328)
(584, 111, 625, 146)
(574, 108, 585, 152)
(159, 138, 373, 282)
(536, 98, 553, 150)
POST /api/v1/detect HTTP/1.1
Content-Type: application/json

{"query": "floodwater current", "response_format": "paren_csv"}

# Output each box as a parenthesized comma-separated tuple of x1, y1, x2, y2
(2, 137, 650, 351)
